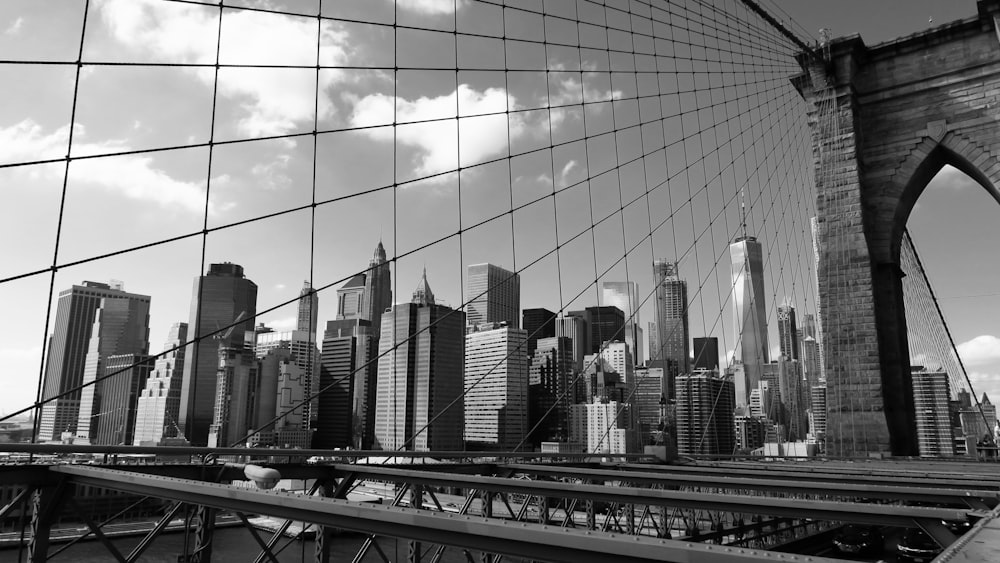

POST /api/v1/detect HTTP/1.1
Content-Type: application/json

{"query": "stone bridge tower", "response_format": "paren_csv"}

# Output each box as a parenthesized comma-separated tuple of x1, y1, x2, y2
(795, 0, 1000, 456)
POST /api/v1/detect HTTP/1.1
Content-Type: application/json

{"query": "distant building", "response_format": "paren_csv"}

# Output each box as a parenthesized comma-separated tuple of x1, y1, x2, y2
(634, 367, 666, 440)
(776, 300, 799, 361)
(38, 281, 151, 442)
(693, 337, 719, 371)
(248, 346, 310, 449)
(74, 287, 153, 445)
(134, 323, 189, 445)
(465, 263, 520, 329)
(730, 236, 768, 399)
(464, 323, 529, 450)
(735, 415, 766, 451)
(801, 336, 821, 387)
(207, 343, 259, 448)
(78, 354, 152, 445)
(180, 263, 257, 446)
(296, 281, 319, 336)
(528, 336, 576, 446)
(574, 306, 625, 357)
(316, 319, 375, 449)
(675, 370, 735, 456)
(522, 308, 556, 356)
(555, 315, 586, 371)
(912, 368, 954, 457)
(653, 260, 689, 394)
(570, 398, 637, 454)
(373, 270, 465, 451)
(809, 383, 827, 438)
(254, 330, 319, 428)
(602, 281, 642, 366)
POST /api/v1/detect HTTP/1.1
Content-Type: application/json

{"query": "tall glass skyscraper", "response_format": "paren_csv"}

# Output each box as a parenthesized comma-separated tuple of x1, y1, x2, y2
(653, 260, 689, 397)
(777, 300, 799, 360)
(601, 281, 642, 366)
(180, 262, 257, 446)
(38, 281, 151, 442)
(373, 270, 466, 451)
(465, 263, 520, 329)
(464, 323, 528, 450)
(730, 236, 768, 402)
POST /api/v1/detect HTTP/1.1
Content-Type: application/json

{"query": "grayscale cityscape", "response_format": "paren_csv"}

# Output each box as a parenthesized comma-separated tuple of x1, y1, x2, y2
(0, 0, 998, 562)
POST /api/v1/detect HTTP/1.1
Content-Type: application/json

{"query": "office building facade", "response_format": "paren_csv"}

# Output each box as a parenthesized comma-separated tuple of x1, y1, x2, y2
(522, 307, 556, 356)
(39, 281, 151, 442)
(602, 281, 642, 366)
(693, 337, 719, 371)
(464, 323, 529, 450)
(912, 368, 954, 457)
(466, 263, 520, 329)
(180, 263, 257, 446)
(134, 322, 189, 445)
(653, 260, 689, 395)
(777, 300, 799, 360)
(675, 370, 735, 456)
(730, 236, 768, 397)
(373, 271, 466, 451)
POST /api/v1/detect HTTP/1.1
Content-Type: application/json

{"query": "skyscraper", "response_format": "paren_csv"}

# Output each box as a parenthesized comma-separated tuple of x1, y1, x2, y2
(465, 263, 521, 329)
(730, 236, 768, 394)
(38, 281, 151, 442)
(316, 318, 375, 449)
(522, 308, 556, 356)
(134, 322, 189, 445)
(248, 346, 309, 448)
(653, 260, 689, 396)
(207, 343, 258, 448)
(581, 306, 625, 356)
(555, 315, 586, 372)
(74, 287, 153, 445)
(373, 270, 465, 451)
(296, 280, 319, 336)
(777, 300, 799, 360)
(675, 370, 735, 456)
(78, 353, 152, 445)
(693, 337, 719, 371)
(180, 262, 258, 446)
(464, 323, 528, 450)
(363, 241, 392, 334)
(602, 281, 642, 366)
(254, 329, 319, 428)
(912, 368, 954, 457)
(528, 336, 575, 446)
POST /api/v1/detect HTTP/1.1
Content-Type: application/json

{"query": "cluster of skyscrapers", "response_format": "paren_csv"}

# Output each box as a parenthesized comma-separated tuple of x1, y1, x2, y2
(36, 233, 840, 456)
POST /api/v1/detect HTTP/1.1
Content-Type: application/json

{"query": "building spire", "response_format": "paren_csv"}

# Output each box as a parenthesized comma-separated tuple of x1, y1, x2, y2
(412, 267, 435, 306)
(740, 186, 748, 239)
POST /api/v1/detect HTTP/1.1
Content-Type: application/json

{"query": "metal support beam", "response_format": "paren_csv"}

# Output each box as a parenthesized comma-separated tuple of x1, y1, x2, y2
(28, 480, 68, 563)
(319, 463, 979, 530)
(126, 501, 185, 563)
(234, 512, 281, 563)
(313, 480, 334, 563)
(66, 495, 127, 563)
(189, 504, 216, 563)
(49, 465, 850, 563)
(502, 463, 1000, 507)
(0, 487, 30, 521)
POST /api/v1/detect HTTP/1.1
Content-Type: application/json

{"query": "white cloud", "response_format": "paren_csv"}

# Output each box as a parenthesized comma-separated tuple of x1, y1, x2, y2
(968, 370, 1000, 404)
(5, 16, 24, 35)
(396, 0, 463, 15)
(546, 75, 623, 129)
(958, 335, 1000, 366)
(558, 160, 578, 186)
(0, 119, 210, 214)
(350, 84, 526, 181)
(97, 0, 350, 137)
(250, 154, 292, 191)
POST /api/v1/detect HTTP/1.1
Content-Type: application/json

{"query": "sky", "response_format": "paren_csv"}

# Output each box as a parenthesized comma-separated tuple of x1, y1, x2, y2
(0, 0, 996, 420)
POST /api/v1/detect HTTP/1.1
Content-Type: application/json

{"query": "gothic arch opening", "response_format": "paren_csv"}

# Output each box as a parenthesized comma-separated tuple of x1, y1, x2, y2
(901, 162, 1000, 455)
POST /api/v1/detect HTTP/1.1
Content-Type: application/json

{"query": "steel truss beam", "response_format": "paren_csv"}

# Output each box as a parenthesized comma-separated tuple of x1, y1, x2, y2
(501, 463, 998, 508)
(48, 465, 847, 563)
(610, 462, 1000, 490)
(315, 463, 979, 533)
